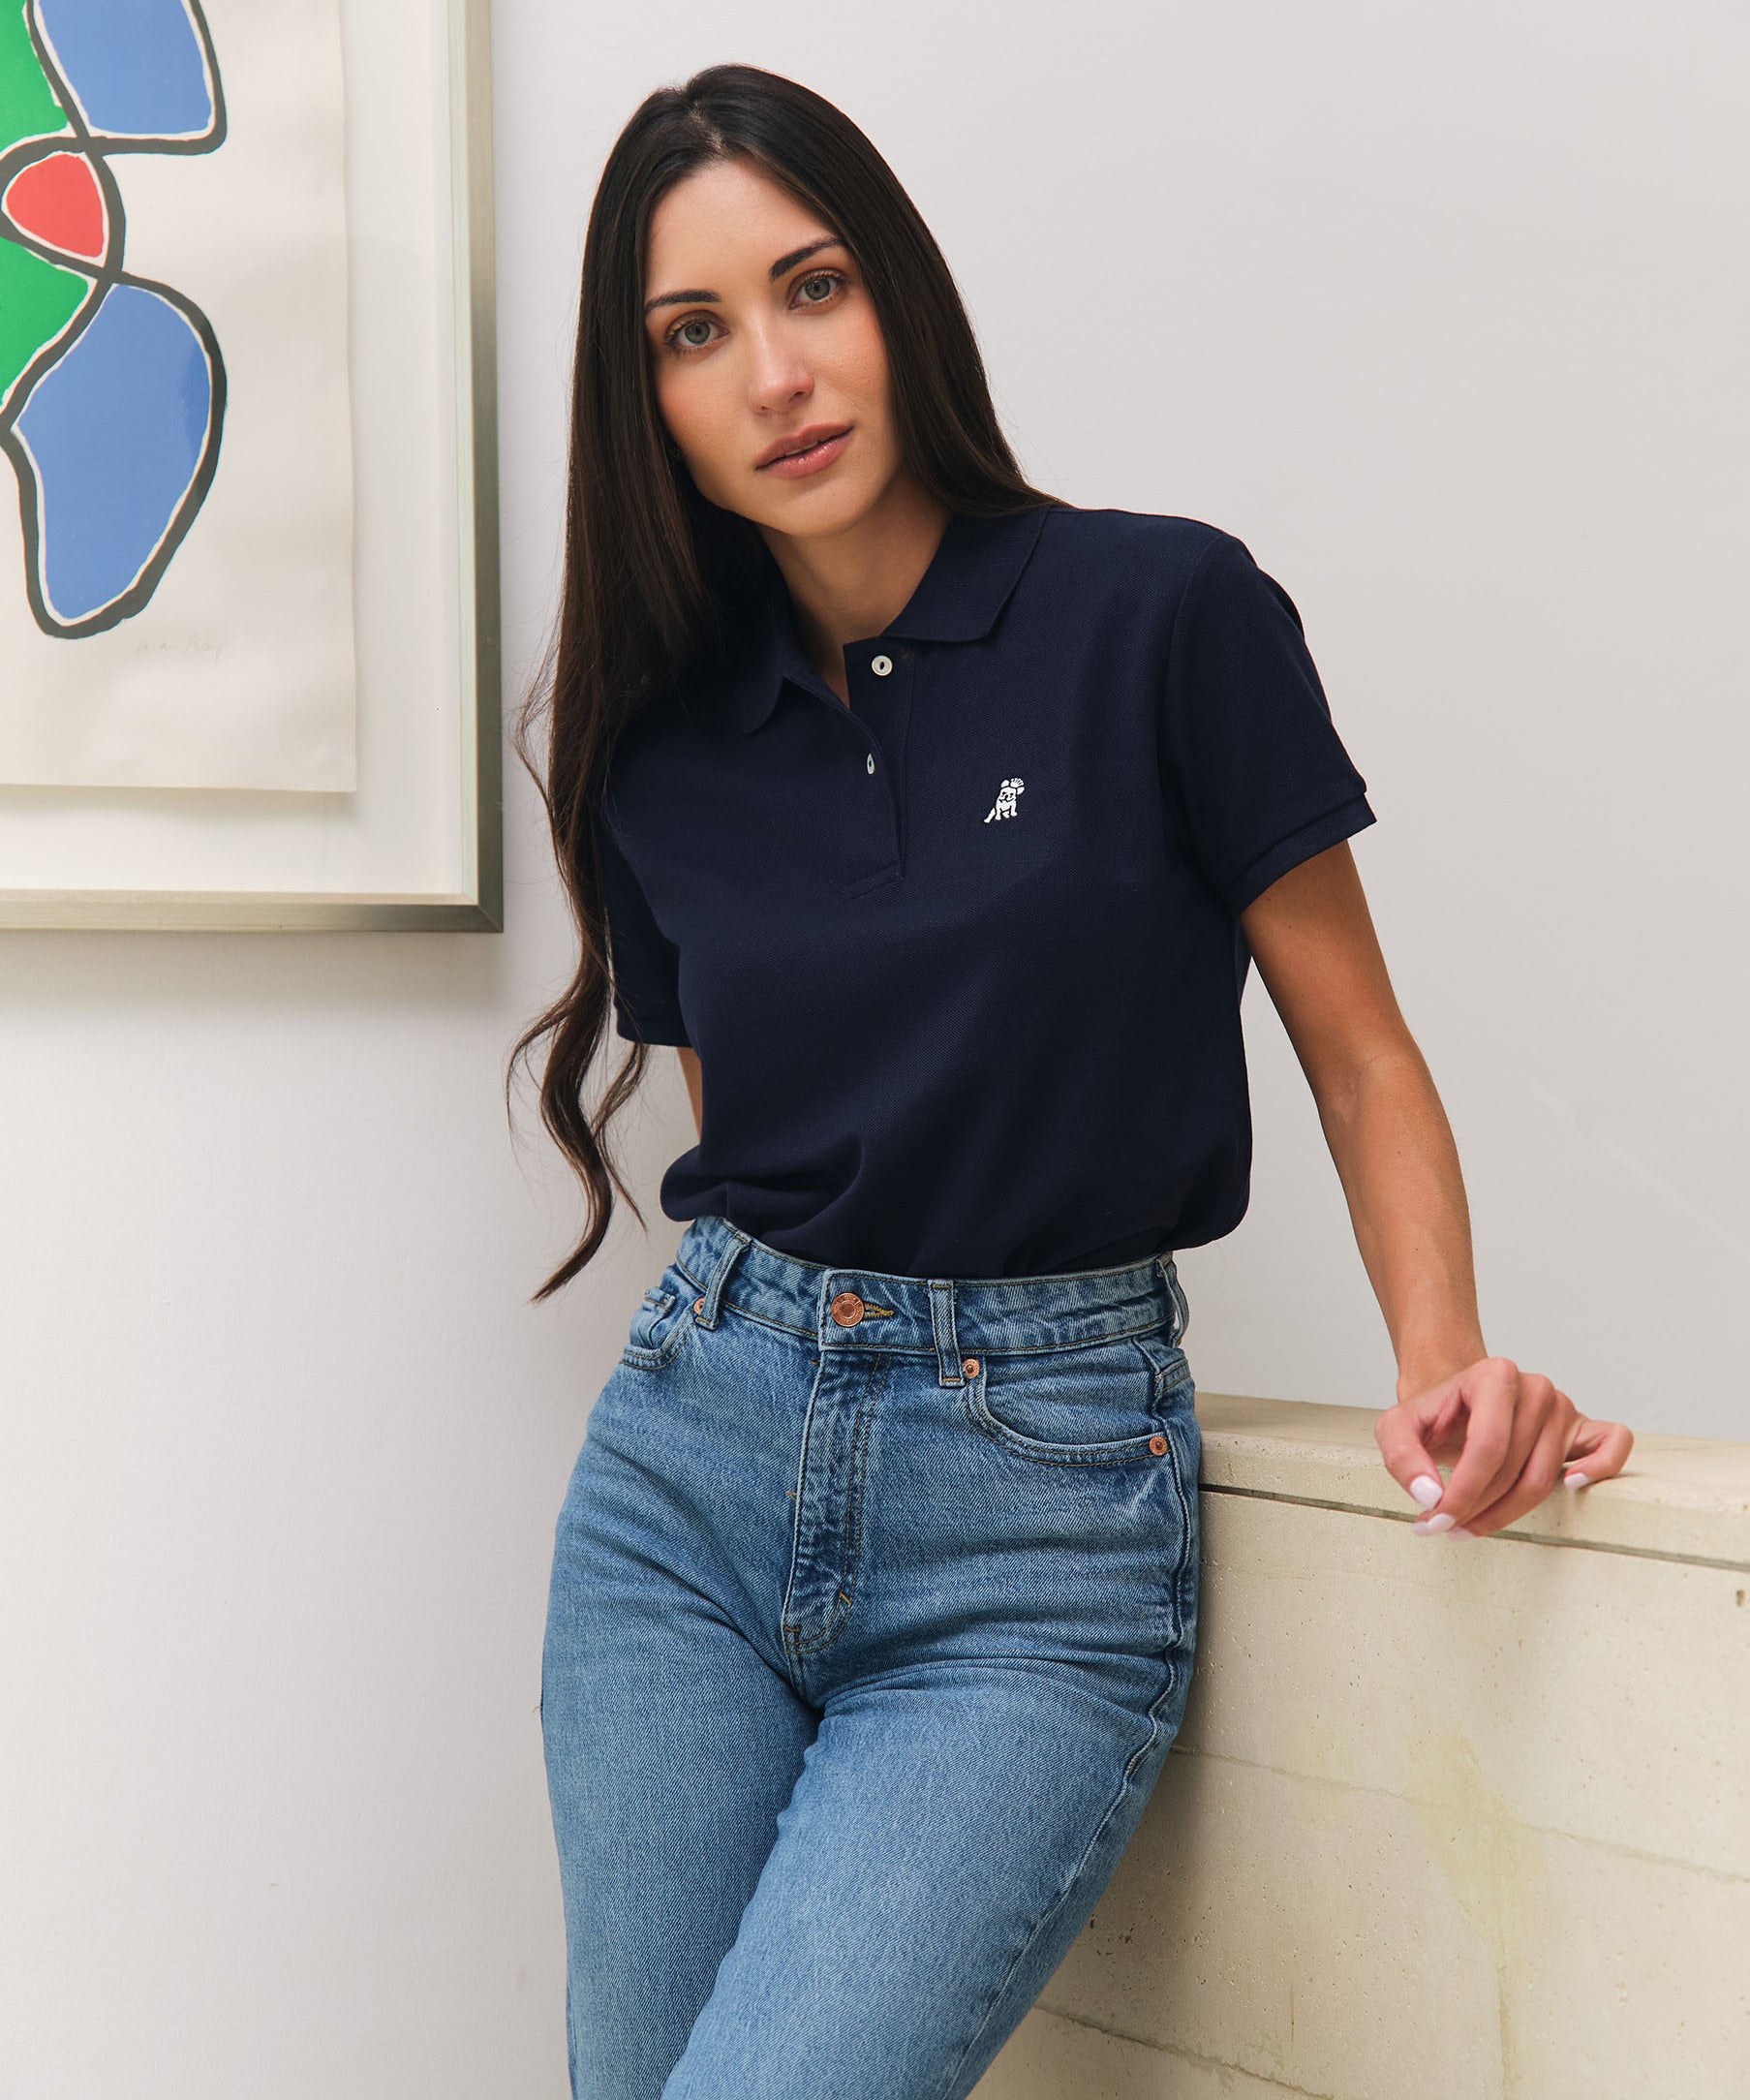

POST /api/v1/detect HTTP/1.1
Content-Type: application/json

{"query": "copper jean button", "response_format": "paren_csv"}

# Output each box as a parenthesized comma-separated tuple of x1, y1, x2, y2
(1150, 1434, 1169, 1455)
(829, 1290, 865, 1326)
(961, 1356, 980, 1378)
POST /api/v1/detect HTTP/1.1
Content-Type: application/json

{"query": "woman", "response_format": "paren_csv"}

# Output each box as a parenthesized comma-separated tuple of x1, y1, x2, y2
(510, 62, 1633, 2100)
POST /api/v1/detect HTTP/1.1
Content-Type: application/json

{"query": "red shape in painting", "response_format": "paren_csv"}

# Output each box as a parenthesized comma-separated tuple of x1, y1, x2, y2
(3, 151, 107, 261)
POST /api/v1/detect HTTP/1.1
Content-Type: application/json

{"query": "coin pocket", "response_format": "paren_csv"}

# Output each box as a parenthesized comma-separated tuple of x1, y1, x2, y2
(620, 1277, 692, 1371)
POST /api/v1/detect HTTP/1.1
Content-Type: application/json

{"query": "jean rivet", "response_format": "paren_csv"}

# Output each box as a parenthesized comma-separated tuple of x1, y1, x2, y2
(962, 1355, 980, 1377)
(1150, 1434, 1168, 1456)
(693, 1297, 705, 1313)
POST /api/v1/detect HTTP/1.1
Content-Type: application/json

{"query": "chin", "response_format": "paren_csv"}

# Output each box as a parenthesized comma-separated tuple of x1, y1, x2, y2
(752, 483, 873, 542)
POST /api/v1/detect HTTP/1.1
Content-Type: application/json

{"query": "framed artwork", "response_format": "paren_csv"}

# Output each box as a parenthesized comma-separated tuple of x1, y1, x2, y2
(0, 0, 502, 930)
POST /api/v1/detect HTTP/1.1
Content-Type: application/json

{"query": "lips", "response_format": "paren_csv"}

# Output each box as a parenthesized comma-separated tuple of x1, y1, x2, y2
(757, 423, 849, 469)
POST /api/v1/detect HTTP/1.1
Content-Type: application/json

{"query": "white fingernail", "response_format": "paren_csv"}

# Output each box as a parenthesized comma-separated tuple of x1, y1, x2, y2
(1564, 1470, 1589, 1488)
(1409, 1474, 1443, 1508)
(1411, 1512, 1457, 1534)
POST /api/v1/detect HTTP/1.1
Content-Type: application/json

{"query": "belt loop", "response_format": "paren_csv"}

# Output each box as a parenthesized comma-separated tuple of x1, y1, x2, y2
(1156, 1251, 1188, 1346)
(929, 1278, 963, 1385)
(695, 1218, 752, 1330)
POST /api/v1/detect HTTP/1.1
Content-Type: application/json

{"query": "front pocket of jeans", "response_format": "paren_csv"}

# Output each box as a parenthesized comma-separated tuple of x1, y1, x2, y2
(964, 1332, 1188, 1467)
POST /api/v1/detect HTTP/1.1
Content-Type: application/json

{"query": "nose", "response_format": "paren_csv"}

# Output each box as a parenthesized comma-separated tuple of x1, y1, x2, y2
(744, 322, 814, 418)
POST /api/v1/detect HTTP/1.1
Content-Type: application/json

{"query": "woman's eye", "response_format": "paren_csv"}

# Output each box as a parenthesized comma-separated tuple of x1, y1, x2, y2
(667, 314, 721, 354)
(796, 268, 844, 305)
(661, 268, 848, 355)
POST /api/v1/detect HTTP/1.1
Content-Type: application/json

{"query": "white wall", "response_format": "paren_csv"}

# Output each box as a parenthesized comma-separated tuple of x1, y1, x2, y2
(3, 3, 1742, 2094)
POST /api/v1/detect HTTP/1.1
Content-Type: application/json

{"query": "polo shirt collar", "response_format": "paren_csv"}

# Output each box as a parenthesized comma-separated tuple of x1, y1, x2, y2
(729, 503, 1054, 735)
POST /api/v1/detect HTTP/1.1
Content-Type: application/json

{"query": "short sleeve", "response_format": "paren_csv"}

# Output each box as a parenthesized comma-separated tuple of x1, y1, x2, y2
(1162, 530, 1377, 916)
(597, 812, 691, 1047)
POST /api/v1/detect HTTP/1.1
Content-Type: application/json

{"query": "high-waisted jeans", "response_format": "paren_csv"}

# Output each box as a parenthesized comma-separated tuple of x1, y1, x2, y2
(540, 1212, 1202, 2100)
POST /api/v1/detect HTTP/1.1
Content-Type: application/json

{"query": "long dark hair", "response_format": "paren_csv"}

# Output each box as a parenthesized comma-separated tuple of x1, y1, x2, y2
(507, 61, 1059, 1302)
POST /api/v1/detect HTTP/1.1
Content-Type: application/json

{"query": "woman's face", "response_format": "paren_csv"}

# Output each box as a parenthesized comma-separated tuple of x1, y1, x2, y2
(642, 158, 902, 540)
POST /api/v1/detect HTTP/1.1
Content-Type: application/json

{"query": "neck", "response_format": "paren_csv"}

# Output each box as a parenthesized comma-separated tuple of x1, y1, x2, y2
(757, 477, 951, 691)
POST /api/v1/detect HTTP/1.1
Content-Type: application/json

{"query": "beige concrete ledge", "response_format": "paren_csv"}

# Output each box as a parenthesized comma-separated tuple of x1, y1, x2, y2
(975, 1393, 1750, 2100)
(1195, 1393, 1750, 1571)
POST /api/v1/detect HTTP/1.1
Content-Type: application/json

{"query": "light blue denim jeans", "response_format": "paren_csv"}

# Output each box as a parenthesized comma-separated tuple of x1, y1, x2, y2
(540, 1212, 1201, 2100)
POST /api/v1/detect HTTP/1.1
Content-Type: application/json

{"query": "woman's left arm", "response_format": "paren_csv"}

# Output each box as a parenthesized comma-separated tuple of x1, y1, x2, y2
(1239, 840, 1634, 1537)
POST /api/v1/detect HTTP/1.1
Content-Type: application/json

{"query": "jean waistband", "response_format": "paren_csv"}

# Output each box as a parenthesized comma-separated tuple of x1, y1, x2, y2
(671, 1214, 1189, 1387)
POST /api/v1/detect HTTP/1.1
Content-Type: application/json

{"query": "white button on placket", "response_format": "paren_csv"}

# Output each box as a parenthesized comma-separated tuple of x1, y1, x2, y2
(866, 753, 875, 774)
(871, 653, 893, 676)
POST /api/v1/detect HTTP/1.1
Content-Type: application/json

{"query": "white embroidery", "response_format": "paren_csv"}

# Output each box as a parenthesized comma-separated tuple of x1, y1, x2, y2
(983, 775, 1025, 822)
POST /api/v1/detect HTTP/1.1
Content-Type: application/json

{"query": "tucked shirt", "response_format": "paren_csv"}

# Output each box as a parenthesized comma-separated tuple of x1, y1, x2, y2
(594, 501, 1376, 1279)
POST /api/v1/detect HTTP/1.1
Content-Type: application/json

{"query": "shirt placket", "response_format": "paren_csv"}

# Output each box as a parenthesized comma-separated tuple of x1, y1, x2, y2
(818, 638, 913, 891)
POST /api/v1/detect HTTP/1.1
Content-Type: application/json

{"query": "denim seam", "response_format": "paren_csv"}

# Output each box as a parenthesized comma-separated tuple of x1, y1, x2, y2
(1163, 1406, 1201, 1665)
(1144, 1412, 1197, 1713)
(961, 1425, 1166, 1468)
(958, 1323, 1178, 1365)
(781, 1351, 888, 1665)
(961, 1426, 1170, 1468)
(785, 1381, 875, 1660)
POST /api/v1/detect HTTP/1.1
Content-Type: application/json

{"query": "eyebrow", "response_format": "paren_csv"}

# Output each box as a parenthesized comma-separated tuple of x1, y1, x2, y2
(642, 235, 846, 319)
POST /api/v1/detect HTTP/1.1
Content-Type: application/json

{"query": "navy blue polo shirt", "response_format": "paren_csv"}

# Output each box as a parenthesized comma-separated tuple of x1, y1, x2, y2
(594, 502, 1376, 1279)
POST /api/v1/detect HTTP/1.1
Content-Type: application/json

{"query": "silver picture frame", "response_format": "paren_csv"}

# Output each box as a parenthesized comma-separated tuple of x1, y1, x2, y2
(0, 0, 503, 933)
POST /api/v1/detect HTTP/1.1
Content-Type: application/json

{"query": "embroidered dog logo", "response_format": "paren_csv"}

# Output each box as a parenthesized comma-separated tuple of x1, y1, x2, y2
(983, 776, 1024, 822)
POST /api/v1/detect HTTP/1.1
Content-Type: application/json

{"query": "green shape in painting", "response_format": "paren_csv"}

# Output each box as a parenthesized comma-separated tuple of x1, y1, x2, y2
(0, 5, 70, 153)
(0, 237, 87, 403)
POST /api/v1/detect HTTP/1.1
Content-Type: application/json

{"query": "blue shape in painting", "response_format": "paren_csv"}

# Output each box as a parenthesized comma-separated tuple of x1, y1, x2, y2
(35, 0, 214, 138)
(15, 281, 211, 625)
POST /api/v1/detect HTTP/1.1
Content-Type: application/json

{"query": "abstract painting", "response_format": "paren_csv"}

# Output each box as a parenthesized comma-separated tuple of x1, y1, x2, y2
(1, 0, 226, 638)
(0, 0, 356, 791)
